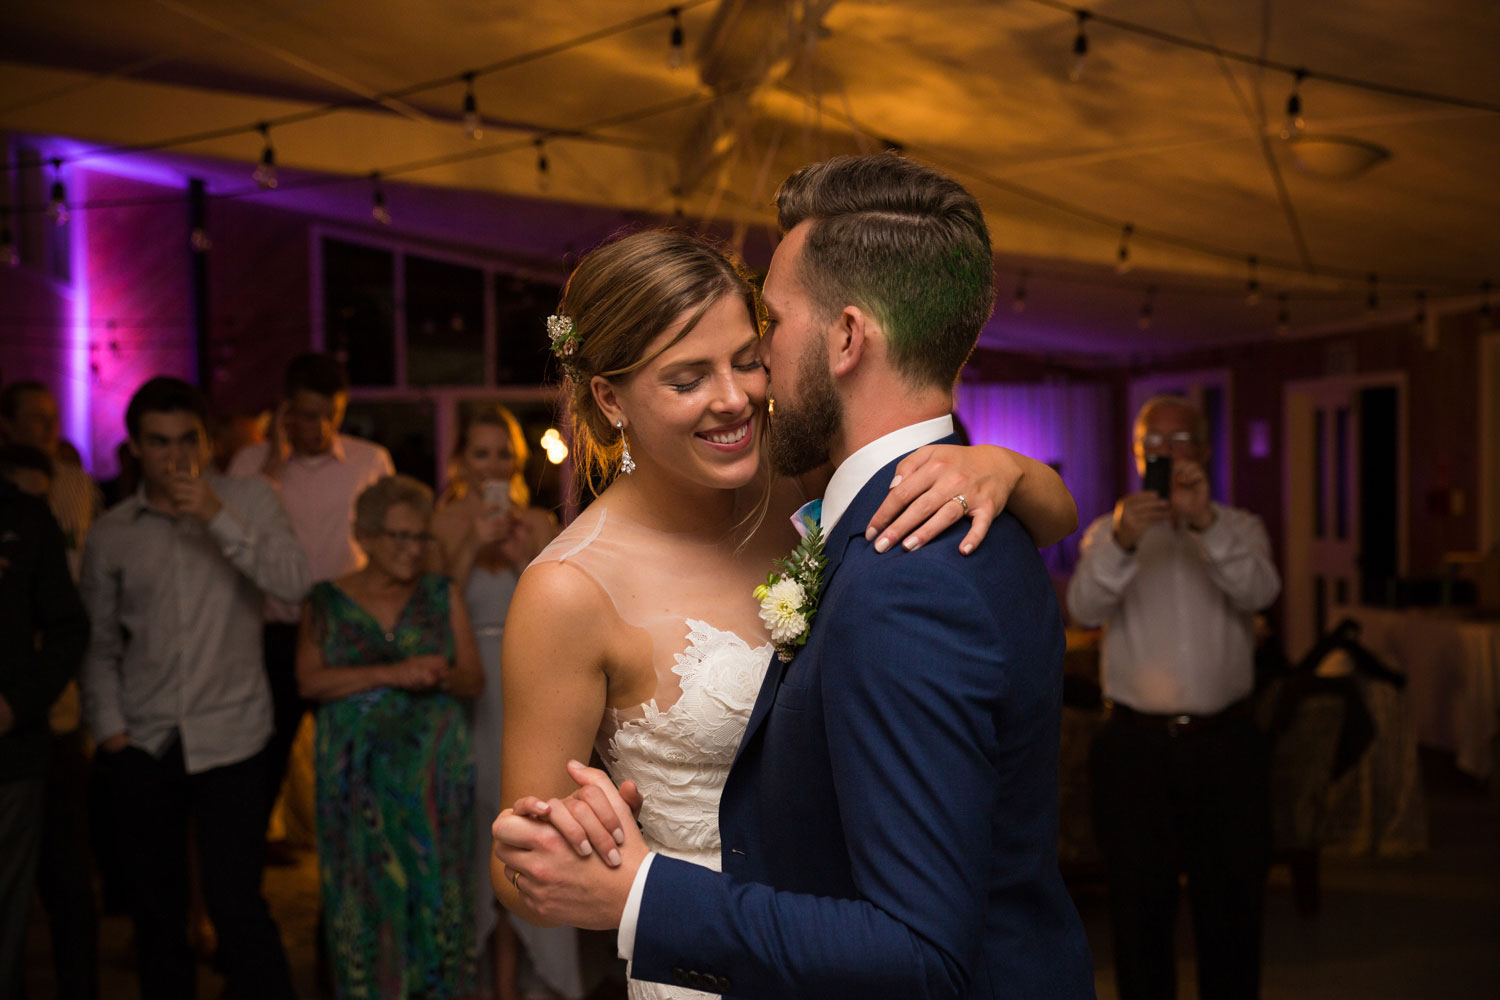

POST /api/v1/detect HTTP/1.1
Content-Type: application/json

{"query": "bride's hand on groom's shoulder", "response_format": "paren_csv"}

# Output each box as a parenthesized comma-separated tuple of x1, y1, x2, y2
(865, 443, 1008, 556)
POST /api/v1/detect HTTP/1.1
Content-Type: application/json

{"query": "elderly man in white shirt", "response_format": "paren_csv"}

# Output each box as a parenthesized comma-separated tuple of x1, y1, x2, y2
(1067, 394, 1280, 1000)
(228, 352, 393, 817)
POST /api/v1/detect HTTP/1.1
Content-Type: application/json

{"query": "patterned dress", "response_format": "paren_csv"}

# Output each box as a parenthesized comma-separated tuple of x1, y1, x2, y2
(309, 574, 476, 1000)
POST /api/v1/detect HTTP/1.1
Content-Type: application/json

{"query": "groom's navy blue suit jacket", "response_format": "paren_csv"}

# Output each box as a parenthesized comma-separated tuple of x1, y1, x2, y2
(632, 442, 1095, 999)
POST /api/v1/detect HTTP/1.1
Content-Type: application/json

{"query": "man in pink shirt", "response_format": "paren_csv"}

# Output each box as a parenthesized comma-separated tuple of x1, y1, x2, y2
(228, 353, 394, 814)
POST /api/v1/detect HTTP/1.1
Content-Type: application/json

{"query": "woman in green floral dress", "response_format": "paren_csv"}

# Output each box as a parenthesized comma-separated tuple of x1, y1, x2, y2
(296, 475, 485, 999)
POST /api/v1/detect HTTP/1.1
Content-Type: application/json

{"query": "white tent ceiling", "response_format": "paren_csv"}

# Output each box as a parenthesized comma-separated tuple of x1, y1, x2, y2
(2, 0, 1497, 359)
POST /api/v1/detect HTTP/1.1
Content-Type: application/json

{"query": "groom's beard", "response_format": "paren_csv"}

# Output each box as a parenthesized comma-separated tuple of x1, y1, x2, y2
(768, 339, 842, 476)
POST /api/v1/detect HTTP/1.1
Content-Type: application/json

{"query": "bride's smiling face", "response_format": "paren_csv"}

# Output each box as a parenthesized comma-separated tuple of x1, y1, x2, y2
(601, 292, 767, 493)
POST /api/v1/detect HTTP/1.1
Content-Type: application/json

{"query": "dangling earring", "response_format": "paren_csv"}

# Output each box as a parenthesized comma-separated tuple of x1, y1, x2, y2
(616, 419, 635, 475)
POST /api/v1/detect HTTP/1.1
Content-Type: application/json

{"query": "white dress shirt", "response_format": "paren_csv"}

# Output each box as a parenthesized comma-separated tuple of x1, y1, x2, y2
(79, 475, 311, 773)
(228, 434, 393, 622)
(617, 414, 955, 962)
(1066, 503, 1281, 716)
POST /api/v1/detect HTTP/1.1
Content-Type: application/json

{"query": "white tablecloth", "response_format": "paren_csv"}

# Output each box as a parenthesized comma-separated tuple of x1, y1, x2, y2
(1331, 606, 1500, 779)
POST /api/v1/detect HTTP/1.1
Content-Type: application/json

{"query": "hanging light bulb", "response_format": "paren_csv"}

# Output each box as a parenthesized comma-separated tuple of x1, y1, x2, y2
(1412, 290, 1428, 330)
(0, 208, 17, 267)
(1137, 285, 1156, 330)
(462, 72, 482, 140)
(1366, 272, 1379, 314)
(47, 159, 69, 226)
(1244, 255, 1261, 306)
(1280, 69, 1307, 140)
(370, 171, 391, 225)
(189, 227, 213, 251)
(668, 7, 686, 69)
(1012, 270, 1028, 314)
(253, 124, 277, 189)
(534, 139, 551, 192)
(1115, 223, 1134, 274)
(1275, 293, 1290, 333)
(1068, 11, 1091, 83)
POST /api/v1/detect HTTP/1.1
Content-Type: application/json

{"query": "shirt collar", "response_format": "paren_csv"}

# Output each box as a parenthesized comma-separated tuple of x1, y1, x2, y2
(293, 434, 346, 464)
(819, 414, 954, 533)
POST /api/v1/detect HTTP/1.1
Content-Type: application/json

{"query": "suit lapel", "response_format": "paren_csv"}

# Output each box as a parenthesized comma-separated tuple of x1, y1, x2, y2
(733, 435, 960, 763)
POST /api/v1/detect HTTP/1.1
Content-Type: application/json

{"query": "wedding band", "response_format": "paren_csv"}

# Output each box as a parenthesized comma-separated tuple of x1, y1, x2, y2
(951, 494, 969, 514)
(510, 869, 522, 891)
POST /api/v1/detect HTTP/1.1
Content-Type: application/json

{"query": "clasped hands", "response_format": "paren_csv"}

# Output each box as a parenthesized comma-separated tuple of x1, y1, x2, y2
(493, 760, 649, 930)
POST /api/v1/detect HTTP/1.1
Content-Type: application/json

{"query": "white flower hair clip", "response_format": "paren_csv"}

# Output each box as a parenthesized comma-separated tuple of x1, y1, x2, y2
(546, 314, 584, 377)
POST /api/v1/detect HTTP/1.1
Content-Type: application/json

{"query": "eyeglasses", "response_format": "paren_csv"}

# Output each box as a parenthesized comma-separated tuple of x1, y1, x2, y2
(380, 530, 433, 546)
(1140, 431, 1199, 450)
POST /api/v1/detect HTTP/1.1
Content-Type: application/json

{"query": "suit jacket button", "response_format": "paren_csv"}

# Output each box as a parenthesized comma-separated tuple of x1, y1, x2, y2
(686, 970, 706, 989)
(671, 967, 687, 985)
(718, 975, 734, 992)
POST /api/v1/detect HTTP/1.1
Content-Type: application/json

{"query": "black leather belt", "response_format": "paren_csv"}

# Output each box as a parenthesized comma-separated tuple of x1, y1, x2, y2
(1105, 696, 1252, 736)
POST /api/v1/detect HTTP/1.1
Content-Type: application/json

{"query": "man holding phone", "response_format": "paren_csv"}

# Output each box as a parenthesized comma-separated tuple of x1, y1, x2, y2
(1067, 395, 1281, 1000)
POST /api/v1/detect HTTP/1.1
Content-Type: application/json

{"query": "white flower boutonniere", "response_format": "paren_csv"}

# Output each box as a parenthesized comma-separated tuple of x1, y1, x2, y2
(755, 518, 826, 662)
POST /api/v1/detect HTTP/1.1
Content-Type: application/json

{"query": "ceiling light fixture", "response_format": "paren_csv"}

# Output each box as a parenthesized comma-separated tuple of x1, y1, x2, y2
(1012, 270, 1028, 313)
(1069, 10, 1090, 82)
(462, 73, 482, 140)
(1244, 255, 1260, 306)
(1276, 293, 1290, 333)
(1137, 285, 1156, 330)
(1286, 135, 1391, 180)
(1115, 223, 1134, 273)
(535, 139, 551, 192)
(0, 208, 17, 267)
(668, 7, 685, 69)
(253, 124, 277, 189)
(47, 160, 69, 225)
(1280, 69, 1307, 140)
(371, 172, 391, 225)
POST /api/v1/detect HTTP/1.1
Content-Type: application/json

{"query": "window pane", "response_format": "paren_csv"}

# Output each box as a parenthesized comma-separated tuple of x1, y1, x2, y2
(323, 238, 395, 387)
(494, 276, 562, 385)
(344, 399, 437, 489)
(406, 255, 485, 386)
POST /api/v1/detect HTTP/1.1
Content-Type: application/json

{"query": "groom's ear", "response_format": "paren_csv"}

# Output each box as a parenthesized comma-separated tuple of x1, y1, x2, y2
(590, 375, 625, 428)
(830, 305, 875, 378)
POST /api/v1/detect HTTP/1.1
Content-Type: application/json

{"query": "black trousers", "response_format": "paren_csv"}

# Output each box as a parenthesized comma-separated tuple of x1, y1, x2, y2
(102, 738, 296, 1000)
(262, 622, 310, 821)
(34, 728, 100, 1000)
(1090, 709, 1271, 1000)
(0, 777, 44, 1000)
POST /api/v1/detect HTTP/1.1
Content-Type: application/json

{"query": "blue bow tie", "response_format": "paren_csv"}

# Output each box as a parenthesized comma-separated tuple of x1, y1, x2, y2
(791, 498, 822, 540)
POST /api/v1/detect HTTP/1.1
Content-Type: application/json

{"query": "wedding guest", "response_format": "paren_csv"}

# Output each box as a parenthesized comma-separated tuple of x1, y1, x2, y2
(79, 376, 308, 1000)
(297, 474, 484, 1000)
(228, 352, 393, 821)
(0, 470, 88, 999)
(1067, 395, 1281, 1000)
(0, 380, 101, 566)
(430, 405, 578, 1000)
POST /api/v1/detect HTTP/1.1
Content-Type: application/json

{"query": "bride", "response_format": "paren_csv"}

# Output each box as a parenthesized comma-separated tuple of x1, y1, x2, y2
(493, 230, 1075, 998)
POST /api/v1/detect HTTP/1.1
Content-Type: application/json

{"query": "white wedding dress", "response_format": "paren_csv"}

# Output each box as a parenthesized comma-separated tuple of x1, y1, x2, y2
(531, 499, 791, 1000)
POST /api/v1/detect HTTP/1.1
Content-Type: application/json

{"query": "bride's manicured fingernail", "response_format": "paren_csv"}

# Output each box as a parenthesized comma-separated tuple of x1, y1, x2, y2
(607, 849, 622, 867)
(578, 841, 592, 856)
(874, 537, 891, 554)
(865, 527, 877, 541)
(889, 474, 903, 488)
(960, 543, 974, 555)
(903, 537, 922, 551)
(613, 828, 625, 845)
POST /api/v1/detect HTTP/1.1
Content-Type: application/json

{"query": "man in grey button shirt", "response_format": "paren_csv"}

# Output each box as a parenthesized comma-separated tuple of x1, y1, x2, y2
(80, 376, 309, 1000)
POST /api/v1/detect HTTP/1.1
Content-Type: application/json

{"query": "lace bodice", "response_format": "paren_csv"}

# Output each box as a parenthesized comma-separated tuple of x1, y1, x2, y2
(607, 619, 772, 866)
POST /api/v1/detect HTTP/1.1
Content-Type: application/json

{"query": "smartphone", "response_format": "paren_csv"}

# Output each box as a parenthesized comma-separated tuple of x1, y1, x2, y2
(1143, 454, 1172, 500)
(481, 479, 512, 516)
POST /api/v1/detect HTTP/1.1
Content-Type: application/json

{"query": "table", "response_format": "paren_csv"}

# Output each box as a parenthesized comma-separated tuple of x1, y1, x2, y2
(1330, 606, 1500, 779)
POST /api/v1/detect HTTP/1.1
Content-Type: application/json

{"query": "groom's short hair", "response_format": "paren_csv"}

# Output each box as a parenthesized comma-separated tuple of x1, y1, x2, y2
(775, 154, 995, 389)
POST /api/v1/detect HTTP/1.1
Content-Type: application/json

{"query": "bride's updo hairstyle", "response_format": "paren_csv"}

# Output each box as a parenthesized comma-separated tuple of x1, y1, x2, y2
(555, 229, 761, 495)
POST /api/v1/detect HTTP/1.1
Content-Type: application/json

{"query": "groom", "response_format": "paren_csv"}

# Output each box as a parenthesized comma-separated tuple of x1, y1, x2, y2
(496, 154, 1094, 998)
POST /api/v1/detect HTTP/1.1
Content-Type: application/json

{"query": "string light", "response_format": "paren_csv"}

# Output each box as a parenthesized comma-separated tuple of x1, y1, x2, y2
(1275, 293, 1290, 333)
(668, 7, 686, 69)
(1012, 270, 1028, 313)
(1281, 69, 1307, 140)
(253, 124, 277, 189)
(370, 171, 391, 225)
(189, 227, 213, 251)
(534, 139, 551, 192)
(1366, 272, 1379, 313)
(1244, 255, 1260, 306)
(47, 160, 69, 226)
(1068, 10, 1090, 82)
(462, 72, 483, 140)
(0, 208, 17, 267)
(1137, 285, 1156, 330)
(1115, 223, 1134, 273)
